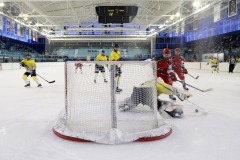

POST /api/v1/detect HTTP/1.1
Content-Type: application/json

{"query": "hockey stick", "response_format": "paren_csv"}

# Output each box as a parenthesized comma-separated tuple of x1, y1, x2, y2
(187, 73, 199, 80)
(37, 74, 55, 83)
(157, 69, 212, 92)
(186, 99, 208, 115)
(159, 83, 191, 101)
(177, 80, 212, 92)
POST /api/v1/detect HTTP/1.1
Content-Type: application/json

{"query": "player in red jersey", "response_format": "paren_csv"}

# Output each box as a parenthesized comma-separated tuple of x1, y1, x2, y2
(172, 48, 189, 90)
(75, 58, 83, 74)
(157, 48, 177, 100)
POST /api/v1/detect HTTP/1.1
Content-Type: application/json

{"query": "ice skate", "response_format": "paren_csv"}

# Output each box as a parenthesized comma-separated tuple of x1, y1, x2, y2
(104, 79, 108, 83)
(24, 82, 30, 87)
(183, 85, 189, 91)
(37, 84, 42, 87)
(116, 87, 123, 93)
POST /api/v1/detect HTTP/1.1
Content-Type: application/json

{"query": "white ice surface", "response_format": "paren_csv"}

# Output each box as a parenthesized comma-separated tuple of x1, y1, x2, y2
(0, 65, 240, 160)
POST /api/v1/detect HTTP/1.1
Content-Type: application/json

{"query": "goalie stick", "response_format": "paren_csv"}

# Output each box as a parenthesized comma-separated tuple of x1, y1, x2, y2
(37, 74, 55, 83)
(186, 99, 208, 115)
(187, 73, 199, 80)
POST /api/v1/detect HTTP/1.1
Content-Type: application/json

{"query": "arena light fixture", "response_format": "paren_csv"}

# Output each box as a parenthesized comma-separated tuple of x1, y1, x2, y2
(176, 12, 180, 17)
(149, 28, 155, 32)
(193, 1, 200, 7)
(0, 3, 4, 7)
(147, 0, 216, 39)
(158, 25, 164, 29)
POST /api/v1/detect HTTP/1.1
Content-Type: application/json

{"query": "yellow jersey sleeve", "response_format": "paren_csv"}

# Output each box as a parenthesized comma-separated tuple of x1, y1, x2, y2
(96, 54, 107, 61)
(109, 51, 120, 61)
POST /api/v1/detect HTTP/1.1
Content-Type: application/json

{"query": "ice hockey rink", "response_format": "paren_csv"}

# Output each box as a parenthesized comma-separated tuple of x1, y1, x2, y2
(0, 64, 240, 160)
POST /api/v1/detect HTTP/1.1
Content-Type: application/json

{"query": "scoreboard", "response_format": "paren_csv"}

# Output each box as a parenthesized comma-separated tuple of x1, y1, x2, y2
(96, 6, 138, 23)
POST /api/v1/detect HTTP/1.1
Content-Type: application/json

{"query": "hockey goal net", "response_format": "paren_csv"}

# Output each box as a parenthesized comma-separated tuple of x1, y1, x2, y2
(53, 61, 172, 144)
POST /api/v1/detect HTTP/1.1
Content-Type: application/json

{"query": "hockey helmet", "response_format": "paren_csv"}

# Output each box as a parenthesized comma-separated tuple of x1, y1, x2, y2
(114, 44, 119, 48)
(162, 48, 171, 58)
(26, 53, 31, 57)
(175, 48, 181, 55)
(101, 50, 105, 53)
(25, 53, 31, 60)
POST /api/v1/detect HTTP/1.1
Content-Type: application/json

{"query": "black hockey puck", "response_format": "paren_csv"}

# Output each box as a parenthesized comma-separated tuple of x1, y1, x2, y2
(195, 109, 199, 113)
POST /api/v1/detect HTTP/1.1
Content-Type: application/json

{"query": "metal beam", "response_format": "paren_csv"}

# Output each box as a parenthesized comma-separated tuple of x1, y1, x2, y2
(67, 27, 142, 31)
(2, 0, 214, 2)
(14, 14, 179, 18)
(23, 2, 56, 25)
(146, 1, 183, 28)
(49, 37, 148, 42)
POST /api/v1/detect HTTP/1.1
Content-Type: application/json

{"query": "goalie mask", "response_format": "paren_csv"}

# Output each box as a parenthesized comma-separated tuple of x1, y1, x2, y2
(162, 48, 171, 59)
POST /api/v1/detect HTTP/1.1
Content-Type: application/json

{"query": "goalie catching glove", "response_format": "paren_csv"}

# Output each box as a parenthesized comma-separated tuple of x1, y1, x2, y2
(182, 67, 188, 74)
(169, 72, 177, 82)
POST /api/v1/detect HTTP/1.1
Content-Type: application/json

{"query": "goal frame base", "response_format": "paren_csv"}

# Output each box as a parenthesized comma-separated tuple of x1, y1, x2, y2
(52, 128, 172, 143)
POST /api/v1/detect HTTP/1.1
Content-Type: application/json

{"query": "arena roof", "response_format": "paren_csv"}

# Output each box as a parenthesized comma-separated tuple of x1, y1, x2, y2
(0, 0, 223, 41)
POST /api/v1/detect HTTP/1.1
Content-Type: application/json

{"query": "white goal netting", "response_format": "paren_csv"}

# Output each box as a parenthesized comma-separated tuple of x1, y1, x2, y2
(53, 61, 171, 144)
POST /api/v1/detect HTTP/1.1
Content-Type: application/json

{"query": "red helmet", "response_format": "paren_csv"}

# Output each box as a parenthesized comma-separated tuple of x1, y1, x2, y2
(175, 48, 181, 55)
(163, 48, 171, 54)
(162, 48, 171, 58)
(175, 48, 181, 52)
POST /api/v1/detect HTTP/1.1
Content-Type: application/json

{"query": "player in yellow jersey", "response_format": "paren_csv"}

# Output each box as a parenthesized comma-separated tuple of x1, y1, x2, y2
(208, 57, 219, 73)
(20, 53, 42, 87)
(94, 50, 108, 83)
(109, 44, 122, 92)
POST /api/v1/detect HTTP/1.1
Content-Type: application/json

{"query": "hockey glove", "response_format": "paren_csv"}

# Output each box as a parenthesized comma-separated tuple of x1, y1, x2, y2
(182, 68, 188, 74)
(169, 72, 177, 82)
(32, 70, 36, 75)
(20, 62, 25, 67)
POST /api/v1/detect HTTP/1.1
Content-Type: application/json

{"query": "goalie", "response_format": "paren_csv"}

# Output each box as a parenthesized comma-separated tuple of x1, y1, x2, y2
(118, 78, 192, 118)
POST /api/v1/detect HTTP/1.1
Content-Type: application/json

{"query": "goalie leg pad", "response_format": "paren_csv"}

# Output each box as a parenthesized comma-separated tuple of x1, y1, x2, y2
(118, 86, 155, 111)
(131, 86, 154, 109)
